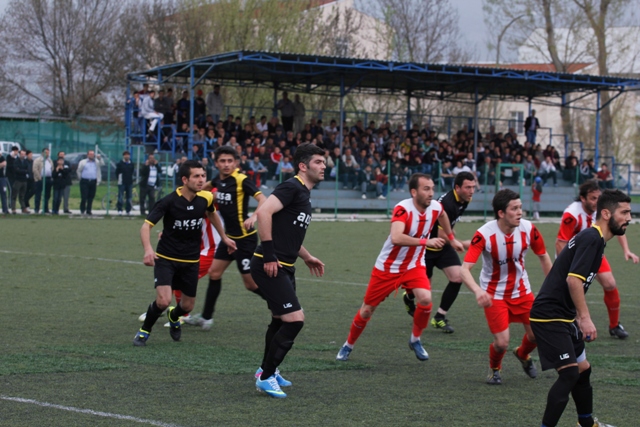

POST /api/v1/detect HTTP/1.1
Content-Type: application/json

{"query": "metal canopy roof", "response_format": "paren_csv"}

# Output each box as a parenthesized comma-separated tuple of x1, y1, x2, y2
(128, 50, 640, 102)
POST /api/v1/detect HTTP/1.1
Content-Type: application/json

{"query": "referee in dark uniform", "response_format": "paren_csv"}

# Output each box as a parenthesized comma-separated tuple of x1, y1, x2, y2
(186, 146, 267, 329)
(133, 160, 235, 346)
(251, 143, 326, 399)
(530, 189, 631, 427)
(404, 171, 474, 333)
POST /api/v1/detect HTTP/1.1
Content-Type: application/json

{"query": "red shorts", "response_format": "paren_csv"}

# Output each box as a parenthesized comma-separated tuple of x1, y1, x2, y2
(364, 267, 430, 307)
(199, 255, 213, 279)
(597, 255, 611, 274)
(484, 293, 534, 334)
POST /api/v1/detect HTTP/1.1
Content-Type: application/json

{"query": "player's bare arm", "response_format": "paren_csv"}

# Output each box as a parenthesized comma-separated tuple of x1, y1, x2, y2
(555, 238, 568, 256)
(298, 245, 324, 277)
(140, 222, 157, 266)
(567, 275, 597, 342)
(244, 193, 267, 230)
(538, 252, 553, 276)
(389, 221, 428, 247)
(256, 194, 285, 277)
(616, 235, 639, 263)
(460, 261, 492, 308)
(202, 181, 213, 192)
(437, 211, 464, 252)
(207, 210, 237, 253)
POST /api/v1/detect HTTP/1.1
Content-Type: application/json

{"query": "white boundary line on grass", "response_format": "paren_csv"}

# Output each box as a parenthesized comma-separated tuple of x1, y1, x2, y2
(0, 395, 183, 427)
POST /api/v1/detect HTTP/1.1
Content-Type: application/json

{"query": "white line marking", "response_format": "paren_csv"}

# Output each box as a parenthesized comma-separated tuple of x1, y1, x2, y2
(0, 249, 142, 265)
(0, 395, 184, 427)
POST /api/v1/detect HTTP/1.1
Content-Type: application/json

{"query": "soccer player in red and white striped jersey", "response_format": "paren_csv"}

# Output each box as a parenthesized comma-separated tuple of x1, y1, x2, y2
(336, 174, 464, 362)
(556, 180, 638, 339)
(460, 189, 552, 385)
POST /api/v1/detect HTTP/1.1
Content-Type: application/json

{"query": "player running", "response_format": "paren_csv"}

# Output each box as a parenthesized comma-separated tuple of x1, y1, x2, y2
(403, 171, 475, 333)
(556, 180, 638, 339)
(531, 189, 631, 427)
(186, 146, 267, 329)
(133, 160, 236, 346)
(336, 174, 464, 363)
(460, 189, 552, 385)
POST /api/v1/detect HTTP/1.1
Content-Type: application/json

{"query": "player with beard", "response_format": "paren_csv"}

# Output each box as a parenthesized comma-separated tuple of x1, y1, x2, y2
(336, 174, 463, 363)
(460, 189, 552, 385)
(530, 189, 631, 427)
(556, 180, 638, 339)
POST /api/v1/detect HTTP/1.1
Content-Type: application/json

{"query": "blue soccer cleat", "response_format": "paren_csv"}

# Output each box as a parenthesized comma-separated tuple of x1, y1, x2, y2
(133, 329, 150, 347)
(256, 375, 287, 398)
(167, 306, 182, 341)
(336, 345, 352, 361)
(255, 367, 292, 387)
(408, 339, 429, 361)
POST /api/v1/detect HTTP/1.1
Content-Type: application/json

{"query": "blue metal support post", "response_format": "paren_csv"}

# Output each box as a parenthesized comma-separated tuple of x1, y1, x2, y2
(473, 87, 479, 165)
(406, 91, 412, 132)
(594, 90, 601, 166)
(189, 66, 195, 160)
(339, 76, 345, 152)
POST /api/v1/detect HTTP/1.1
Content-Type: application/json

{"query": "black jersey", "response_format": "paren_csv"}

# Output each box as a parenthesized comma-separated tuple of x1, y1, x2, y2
(530, 226, 605, 322)
(146, 188, 215, 262)
(255, 176, 311, 265)
(426, 189, 469, 252)
(210, 170, 261, 239)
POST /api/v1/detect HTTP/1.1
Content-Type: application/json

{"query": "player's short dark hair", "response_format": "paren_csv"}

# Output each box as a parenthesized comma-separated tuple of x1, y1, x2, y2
(577, 180, 600, 201)
(492, 189, 520, 219)
(408, 173, 433, 191)
(293, 142, 324, 173)
(214, 146, 238, 160)
(454, 171, 475, 188)
(178, 160, 203, 180)
(596, 189, 631, 220)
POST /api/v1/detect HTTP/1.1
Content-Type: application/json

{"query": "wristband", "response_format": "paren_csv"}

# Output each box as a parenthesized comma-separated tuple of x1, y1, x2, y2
(447, 233, 455, 241)
(419, 238, 427, 246)
(261, 240, 278, 263)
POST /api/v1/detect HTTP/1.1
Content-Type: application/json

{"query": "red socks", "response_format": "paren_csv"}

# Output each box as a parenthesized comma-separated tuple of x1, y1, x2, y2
(516, 334, 537, 360)
(347, 311, 370, 346)
(489, 343, 506, 370)
(603, 288, 620, 329)
(412, 303, 432, 338)
(173, 290, 182, 306)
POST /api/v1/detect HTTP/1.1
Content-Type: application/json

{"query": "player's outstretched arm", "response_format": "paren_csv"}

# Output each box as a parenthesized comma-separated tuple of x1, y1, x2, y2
(140, 222, 157, 266)
(538, 252, 553, 276)
(299, 245, 324, 277)
(567, 275, 597, 342)
(244, 193, 267, 231)
(617, 235, 639, 263)
(460, 262, 492, 308)
(437, 211, 464, 252)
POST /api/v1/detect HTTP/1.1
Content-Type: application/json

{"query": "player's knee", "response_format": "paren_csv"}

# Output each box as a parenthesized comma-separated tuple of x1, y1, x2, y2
(557, 365, 580, 387)
(209, 271, 223, 280)
(241, 275, 258, 291)
(360, 304, 376, 318)
(601, 279, 616, 291)
(415, 295, 431, 307)
(180, 299, 195, 312)
(493, 339, 509, 353)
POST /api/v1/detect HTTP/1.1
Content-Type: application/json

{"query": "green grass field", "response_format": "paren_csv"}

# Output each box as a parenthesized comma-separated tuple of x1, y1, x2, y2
(0, 217, 638, 427)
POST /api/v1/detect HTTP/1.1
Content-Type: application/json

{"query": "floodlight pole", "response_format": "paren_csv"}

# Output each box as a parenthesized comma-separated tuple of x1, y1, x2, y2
(339, 76, 345, 152)
(594, 90, 601, 166)
(473, 87, 479, 165)
(125, 81, 131, 152)
(189, 65, 195, 160)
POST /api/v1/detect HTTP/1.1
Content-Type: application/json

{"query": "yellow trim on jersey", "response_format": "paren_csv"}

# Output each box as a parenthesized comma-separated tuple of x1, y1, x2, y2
(453, 189, 460, 202)
(176, 187, 183, 196)
(294, 175, 305, 186)
(196, 190, 215, 208)
(233, 171, 247, 236)
(156, 253, 199, 263)
(226, 229, 257, 239)
(592, 224, 603, 238)
(145, 219, 155, 227)
(253, 252, 295, 267)
(425, 246, 443, 252)
(568, 272, 586, 281)
(529, 317, 575, 323)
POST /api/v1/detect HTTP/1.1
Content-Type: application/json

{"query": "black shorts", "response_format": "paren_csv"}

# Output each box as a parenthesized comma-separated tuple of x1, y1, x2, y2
(530, 320, 586, 371)
(250, 256, 300, 316)
(154, 257, 200, 298)
(424, 244, 461, 279)
(214, 234, 257, 275)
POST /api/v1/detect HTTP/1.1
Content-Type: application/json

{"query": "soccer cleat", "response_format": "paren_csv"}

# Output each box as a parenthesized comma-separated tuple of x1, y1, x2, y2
(431, 317, 455, 334)
(408, 340, 429, 361)
(183, 313, 203, 326)
(255, 375, 287, 398)
(609, 323, 629, 339)
(255, 368, 292, 387)
(513, 347, 537, 378)
(336, 345, 352, 361)
(200, 318, 213, 330)
(167, 306, 182, 341)
(578, 418, 616, 427)
(133, 329, 150, 346)
(138, 312, 146, 322)
(402, 291, 416, 317)
(486, 369, 502, 385)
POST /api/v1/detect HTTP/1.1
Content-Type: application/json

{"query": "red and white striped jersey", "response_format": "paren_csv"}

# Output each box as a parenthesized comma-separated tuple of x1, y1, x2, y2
(374, 198, 443, 273)
(200, 214, 222, 258)
(464, 219, 546, 300)
(557, 201, 594, 242)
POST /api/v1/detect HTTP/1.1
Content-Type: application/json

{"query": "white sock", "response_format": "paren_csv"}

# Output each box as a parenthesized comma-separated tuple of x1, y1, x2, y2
(343, 341, 354, 349)
(410, 334, 420, 343)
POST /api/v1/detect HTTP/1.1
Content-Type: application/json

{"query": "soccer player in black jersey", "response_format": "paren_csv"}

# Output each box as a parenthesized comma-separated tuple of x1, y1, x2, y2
(133, 160, 236, 346)
(185, 146, 267, 329)
(530, 190, 631, 427)
(251, 143, 326, 398)
(403, 172, 473, 333)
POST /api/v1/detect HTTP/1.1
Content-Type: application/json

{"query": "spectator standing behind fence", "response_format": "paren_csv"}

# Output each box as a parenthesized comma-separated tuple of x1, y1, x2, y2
(532, 176, 542, 220)
(276, 91, 295, 133)
(524, 109, 540, 144)
(116, 151, 135, 216)
(6, 146, 19, 187)
(77, 150, 104, 216)
(293, 95, 306, 134)
(0, 152, 8, 214)
(33, 148, 54, 214)
(51, 157, 70, 215)
(140, 90, 163, 138)
(206, 85, 223, 124)
(24, 150, 35, 210)
(57, 151, 73, 214)
(139, 154, 162, 216)
(11, 150, 29, 214)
